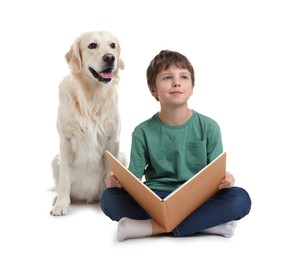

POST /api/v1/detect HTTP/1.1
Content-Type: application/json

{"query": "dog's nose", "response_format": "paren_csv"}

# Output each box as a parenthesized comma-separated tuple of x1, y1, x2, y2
(103, 53, 115, 64)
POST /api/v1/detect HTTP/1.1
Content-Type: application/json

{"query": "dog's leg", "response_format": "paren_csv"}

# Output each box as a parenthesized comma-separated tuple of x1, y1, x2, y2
(50, 166, 71, 215)
(50, 174, 71, 216)
(50, 141, 72, 216)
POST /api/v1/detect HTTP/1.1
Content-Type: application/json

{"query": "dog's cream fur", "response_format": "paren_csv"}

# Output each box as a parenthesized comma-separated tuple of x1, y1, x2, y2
(50, 31, 125, 216)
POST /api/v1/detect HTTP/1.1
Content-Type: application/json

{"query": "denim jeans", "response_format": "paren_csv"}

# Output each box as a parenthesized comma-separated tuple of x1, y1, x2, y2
(100, 186, 251, 237)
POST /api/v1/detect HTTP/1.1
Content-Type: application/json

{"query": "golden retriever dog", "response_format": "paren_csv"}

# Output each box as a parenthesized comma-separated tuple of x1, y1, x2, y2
(50, 31, 125, 216)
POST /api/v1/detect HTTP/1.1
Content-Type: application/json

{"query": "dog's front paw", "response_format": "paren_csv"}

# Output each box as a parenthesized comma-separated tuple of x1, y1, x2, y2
(50, 201, 70, 216)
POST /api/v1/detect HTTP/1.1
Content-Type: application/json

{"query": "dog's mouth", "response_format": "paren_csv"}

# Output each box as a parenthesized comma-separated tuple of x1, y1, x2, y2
(89, 67, 113, 83)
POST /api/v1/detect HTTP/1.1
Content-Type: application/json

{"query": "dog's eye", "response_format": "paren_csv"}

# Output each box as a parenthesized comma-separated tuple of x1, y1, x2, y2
(110, 43, 116, 49)
(88, 43, 97, 49)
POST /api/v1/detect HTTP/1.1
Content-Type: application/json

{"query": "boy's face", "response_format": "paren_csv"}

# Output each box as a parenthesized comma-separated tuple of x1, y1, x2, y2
(150, 65, 193, 107)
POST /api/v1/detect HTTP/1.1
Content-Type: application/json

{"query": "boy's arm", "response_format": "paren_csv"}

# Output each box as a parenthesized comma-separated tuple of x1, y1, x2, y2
(219, 171, 235, 189)
(105, 171, 142, 188)
(105, 171, 122, 188)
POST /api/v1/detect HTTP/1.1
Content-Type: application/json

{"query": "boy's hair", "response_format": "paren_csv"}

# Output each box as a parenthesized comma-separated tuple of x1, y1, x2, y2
(146, 50, 195, 100)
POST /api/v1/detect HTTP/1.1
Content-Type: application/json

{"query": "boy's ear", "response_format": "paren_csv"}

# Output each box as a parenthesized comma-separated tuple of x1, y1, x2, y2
(149, 86, 158, 97)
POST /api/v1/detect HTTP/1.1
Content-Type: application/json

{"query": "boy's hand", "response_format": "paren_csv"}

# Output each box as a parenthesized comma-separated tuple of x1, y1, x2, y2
(219, 171, 235, 189)
(105, 171, 122, 188)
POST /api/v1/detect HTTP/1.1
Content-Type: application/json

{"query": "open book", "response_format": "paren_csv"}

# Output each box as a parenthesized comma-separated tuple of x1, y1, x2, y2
(105, 150, 226, 232)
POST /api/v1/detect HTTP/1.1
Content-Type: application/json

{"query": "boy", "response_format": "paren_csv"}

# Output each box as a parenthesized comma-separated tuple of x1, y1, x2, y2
(100, 50, 251, 241)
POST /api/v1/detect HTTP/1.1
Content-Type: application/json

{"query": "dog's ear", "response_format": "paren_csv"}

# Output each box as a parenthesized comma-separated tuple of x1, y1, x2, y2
(65, 38, 81, 73)
(118, 58, 125, 70)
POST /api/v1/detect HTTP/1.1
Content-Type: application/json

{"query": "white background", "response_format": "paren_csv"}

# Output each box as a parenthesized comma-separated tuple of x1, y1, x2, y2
(0, 0, 281, 259)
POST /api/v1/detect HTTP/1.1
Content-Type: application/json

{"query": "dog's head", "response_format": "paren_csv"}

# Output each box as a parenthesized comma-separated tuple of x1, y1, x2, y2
(65, 31, 124, 83)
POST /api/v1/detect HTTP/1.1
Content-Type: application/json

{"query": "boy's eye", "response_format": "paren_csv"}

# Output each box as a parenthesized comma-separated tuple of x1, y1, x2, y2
(163, 76, 172, 80)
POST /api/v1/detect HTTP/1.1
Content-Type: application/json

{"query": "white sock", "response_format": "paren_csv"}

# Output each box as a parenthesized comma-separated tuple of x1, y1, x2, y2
(200, 221, 237, 238)
(117, 217, 152, 241)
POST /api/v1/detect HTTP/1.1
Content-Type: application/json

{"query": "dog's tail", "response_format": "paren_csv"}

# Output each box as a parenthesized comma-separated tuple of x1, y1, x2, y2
(48, 187, 56, 192)
(48, 154, 60, 192)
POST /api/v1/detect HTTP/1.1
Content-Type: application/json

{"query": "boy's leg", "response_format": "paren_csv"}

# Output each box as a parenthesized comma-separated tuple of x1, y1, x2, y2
(100, 188, 150, 221)
(173, 187, 251, 237)
(200, 221, 237, 238)
(117, 217, 169, 241)
(101, 187, 251, 240)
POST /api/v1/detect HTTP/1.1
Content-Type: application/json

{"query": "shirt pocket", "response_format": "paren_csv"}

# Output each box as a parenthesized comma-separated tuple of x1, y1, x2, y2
(185, 140, 207, 173)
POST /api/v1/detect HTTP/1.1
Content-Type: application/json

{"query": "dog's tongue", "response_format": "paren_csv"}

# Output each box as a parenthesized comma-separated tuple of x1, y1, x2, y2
(100, 72, 112, 79)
